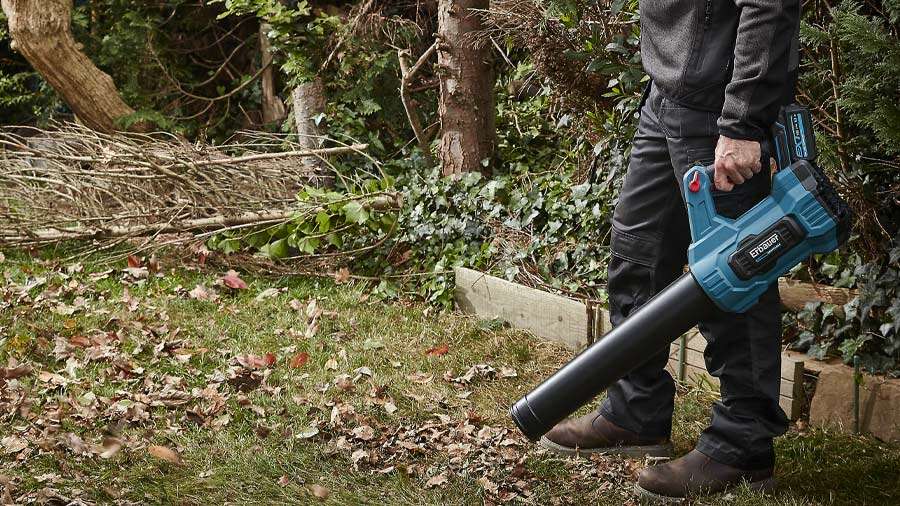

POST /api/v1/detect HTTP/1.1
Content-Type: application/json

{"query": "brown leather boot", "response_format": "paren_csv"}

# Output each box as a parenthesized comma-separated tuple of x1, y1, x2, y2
(539, 412, 673, 458)
(635, 449, 776, 503)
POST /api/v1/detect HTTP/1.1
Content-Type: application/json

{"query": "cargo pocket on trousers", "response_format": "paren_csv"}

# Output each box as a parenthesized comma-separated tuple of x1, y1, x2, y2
(610, 225, 659, 268)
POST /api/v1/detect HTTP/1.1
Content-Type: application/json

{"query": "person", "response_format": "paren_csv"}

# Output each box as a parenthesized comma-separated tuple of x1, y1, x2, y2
(538, 0, 801, 502)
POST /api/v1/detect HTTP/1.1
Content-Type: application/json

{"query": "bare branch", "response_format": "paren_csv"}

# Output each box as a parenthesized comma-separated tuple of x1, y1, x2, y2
(398, 42, 438, 155)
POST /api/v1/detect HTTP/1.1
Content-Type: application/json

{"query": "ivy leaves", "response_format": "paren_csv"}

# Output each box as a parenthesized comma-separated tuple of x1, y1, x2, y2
(209, 181, 398, 259)
(342, 201, 369, 226)
(791, 240, 900, 374)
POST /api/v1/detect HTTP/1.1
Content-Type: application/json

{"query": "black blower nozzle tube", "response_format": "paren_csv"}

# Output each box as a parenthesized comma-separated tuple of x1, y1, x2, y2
(510, 273, 714, 441)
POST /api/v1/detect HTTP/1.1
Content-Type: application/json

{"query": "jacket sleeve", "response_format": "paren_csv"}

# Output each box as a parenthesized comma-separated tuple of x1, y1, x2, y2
(718, 0, 800, 141)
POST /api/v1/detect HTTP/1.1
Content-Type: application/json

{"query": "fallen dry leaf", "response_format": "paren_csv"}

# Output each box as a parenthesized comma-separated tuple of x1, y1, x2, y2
(0, 363, 32, 380)
(290, 352, 310, 368)
(350, 449, 369, 467)
(37, 371, 68, 386)
(425, 343, 449, 357)
(220, 270, 248, 290)
(126, 255, 142, 269)
(333, 267, 351, 283)
(426, 473, 449, 488)
(351, 425, 375, 441)
(407, 371, 433, 384)
(235, 354, 273, 370)
(499, 367, 518, 378)
(147, 445, 182, 465)
(123, 266, 148, 279)
(296, 426, 319, 439)
(99, 437, 123, 459)
(188, 284, 218, 301)
(450, 364, 496, 384)
(310, 484, 330, 500)
(1, 436, 27, 455)
(254, 287, 280, 302)
(68, 335, 91, 348)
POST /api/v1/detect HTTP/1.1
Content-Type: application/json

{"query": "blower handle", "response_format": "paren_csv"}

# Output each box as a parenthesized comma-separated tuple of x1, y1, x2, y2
(686, 103, 816, 244)
(683, 165, 724, 244)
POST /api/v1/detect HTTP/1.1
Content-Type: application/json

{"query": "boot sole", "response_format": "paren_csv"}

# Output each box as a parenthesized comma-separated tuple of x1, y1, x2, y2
(538, 436, 674, 459)
(633, 476, 777, 504)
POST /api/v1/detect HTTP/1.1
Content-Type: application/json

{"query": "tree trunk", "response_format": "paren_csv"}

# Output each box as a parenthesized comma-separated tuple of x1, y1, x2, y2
(259, 23, 286, 125)
(292, 78, 330, 186)
(1, 0, 144, 133)
(437, 0, 494, 175)
(292, 78, 326, 149)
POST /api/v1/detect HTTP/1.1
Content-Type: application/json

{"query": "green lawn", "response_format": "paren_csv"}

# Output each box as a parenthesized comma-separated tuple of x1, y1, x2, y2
(1, 253, 898, 505)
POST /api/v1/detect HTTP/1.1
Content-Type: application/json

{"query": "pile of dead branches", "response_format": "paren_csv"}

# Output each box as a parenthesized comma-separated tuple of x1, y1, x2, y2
(481, 0, 635, 112)
(0, 123, 369, 252)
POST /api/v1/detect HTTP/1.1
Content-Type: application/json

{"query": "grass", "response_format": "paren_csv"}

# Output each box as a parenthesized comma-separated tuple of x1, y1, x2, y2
(1, 252, 898, 505)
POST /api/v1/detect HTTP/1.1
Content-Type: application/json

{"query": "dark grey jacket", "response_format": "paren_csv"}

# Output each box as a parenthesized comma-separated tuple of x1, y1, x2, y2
(640, 0, 800, 141)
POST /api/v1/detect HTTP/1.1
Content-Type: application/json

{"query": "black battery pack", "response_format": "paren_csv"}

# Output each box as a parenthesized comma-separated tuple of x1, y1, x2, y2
(773, 104, 818, 169)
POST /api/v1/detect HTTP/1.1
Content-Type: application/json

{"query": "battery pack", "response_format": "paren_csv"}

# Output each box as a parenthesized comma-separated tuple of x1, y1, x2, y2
(773, 104, 817, 169)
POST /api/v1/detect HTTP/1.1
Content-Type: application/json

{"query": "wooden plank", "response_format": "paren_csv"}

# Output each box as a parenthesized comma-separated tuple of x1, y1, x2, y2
(784, 349, 845, 373)
(454, 267, 589, 350)
(781, 378, 803, 400)
(779, 278, 856, 313)
(782, 357, 805, 411)
(684, 330, 705, 352)
(780, 394, 802, 420)
(782, 356, 804, 383)
(592, 305, 612, 340)
(682, 363, 720, 387)
(683, 348, 706, 368)
(666, 353, 719, 386)
(668, 342, 680, 360)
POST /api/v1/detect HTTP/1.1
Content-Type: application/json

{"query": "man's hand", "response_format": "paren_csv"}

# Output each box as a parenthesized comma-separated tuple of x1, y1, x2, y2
(713, 136, 762, 191)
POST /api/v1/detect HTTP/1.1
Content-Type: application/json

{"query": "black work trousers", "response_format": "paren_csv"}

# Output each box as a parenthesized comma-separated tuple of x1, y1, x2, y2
(598, 84, 789, 470)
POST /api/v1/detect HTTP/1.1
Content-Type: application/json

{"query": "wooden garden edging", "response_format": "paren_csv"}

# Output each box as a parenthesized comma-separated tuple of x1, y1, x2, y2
(453, 267, 859, 422)
(454, 267, 597, 350)
(777, 278, 857, 314)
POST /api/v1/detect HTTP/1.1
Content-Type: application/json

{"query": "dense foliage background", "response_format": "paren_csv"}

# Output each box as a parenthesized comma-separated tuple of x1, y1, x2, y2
(2, 0, 898, 372)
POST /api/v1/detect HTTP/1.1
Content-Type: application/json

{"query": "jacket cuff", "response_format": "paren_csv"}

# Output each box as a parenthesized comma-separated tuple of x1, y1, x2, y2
(717, 117, 766, 142)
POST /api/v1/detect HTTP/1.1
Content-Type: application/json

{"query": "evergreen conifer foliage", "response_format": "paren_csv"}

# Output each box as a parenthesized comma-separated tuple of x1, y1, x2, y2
(799, 0, 899, 252)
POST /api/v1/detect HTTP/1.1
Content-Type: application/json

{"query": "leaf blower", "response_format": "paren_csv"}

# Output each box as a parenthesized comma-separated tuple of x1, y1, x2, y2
(510, 105, 854, 441)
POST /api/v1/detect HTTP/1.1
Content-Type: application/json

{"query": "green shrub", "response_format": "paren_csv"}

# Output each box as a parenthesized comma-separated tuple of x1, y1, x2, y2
(790, 240, 900, 375)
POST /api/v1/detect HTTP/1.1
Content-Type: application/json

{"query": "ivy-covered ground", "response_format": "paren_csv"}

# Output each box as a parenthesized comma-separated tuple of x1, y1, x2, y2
(1, 252, 899, 505)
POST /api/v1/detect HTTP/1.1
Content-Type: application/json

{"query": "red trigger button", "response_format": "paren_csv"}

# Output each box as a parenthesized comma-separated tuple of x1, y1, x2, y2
(689, 171, 701, 193)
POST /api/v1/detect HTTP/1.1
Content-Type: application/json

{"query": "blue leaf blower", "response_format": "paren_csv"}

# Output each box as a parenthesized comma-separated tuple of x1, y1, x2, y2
(510, 105, 854, 440)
